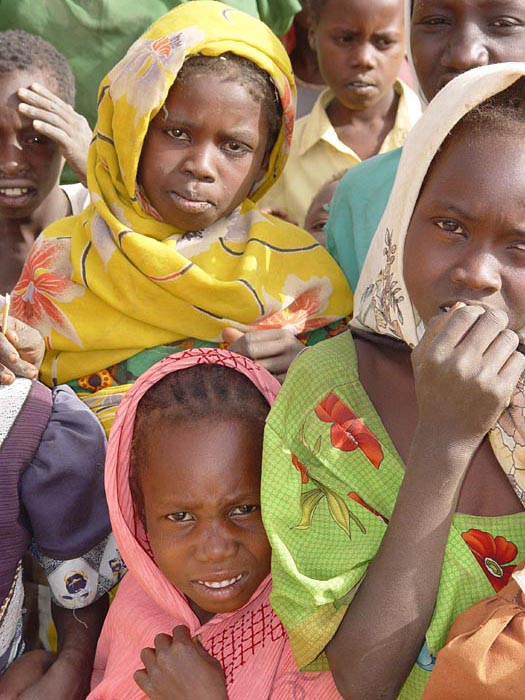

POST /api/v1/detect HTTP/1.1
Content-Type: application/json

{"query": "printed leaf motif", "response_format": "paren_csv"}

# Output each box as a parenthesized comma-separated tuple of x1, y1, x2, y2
(325, 489, 352, 537)
(294, 489, 324, 529)
(312, 434, 322, 456)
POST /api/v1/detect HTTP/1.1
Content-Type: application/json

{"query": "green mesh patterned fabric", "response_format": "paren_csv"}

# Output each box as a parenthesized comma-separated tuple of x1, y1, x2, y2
(262, 331, 525, 698)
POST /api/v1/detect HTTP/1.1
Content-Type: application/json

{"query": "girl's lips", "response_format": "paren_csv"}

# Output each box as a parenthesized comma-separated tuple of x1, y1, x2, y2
(169, 191, 213, 213)
(192, 572, 247, 599)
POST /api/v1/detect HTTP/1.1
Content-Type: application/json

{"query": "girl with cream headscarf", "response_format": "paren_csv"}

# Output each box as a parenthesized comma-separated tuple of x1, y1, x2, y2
(262, 63, 525, 699)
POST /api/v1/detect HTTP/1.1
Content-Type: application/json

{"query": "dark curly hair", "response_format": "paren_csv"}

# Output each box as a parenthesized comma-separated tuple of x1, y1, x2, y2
(0, 29, 75, 106)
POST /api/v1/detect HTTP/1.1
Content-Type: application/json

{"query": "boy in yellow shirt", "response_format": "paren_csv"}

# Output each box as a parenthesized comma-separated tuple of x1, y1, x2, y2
(261, 0, 420, 226)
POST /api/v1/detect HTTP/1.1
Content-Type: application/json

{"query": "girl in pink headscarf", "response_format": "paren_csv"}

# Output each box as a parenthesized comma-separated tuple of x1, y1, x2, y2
(89, 347, 341, 700)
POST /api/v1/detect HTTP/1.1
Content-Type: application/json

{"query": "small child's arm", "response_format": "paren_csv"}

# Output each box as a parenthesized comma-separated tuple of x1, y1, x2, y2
(18, 83, 92, 186)
(0, 597, 109, 700)
(134, 626, 228, 700)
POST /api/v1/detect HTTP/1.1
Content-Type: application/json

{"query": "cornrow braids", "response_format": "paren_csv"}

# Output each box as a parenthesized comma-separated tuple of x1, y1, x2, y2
(177, 53, 283, 159)
(0, 29, 75, 106)
(129, 363, 270, 515)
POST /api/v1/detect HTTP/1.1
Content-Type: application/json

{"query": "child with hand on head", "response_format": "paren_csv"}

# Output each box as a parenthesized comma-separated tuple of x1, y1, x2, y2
(0, 30, 92, 294)
(262, 64, 525, 699)
(260, 0, 421, 227)
(10, 1, 351, 431)
(328, 0, 525, 292)
(87, 348, 342, 700)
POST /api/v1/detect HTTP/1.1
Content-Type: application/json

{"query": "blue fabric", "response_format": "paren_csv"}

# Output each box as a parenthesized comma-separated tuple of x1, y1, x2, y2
(326, 147, 402, 291)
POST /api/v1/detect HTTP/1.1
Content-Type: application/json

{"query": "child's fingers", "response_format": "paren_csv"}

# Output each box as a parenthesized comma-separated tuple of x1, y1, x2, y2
(133, 669, 155, 696)
(418, 304, 484, 355)
(153, 632, 174, 651)
(139, 646, 156, 669)
(222, 327, 244, 344)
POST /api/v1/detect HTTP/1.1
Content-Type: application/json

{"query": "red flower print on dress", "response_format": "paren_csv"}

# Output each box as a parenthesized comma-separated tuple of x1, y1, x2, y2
(348, 492, 389, 524)
(315, 392, 384, 468)
(292, 453, 309, 484)
(462, 529, 518, 592)
(11, 237, 84, 345)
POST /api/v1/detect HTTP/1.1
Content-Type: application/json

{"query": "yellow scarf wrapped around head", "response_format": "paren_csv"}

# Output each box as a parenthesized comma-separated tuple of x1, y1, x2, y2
(12, 0, 351, 386)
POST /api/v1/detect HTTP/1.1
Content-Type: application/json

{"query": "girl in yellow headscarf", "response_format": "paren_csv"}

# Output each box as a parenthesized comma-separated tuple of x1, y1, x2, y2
(11, 1, 351, 429)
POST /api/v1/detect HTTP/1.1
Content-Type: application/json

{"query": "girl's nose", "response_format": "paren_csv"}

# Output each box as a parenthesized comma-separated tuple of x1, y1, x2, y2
(194, 524, 238, 563)
(450, 250, 501, 292)
(182, 144, 216, 183)
(441, 24, 489, 72)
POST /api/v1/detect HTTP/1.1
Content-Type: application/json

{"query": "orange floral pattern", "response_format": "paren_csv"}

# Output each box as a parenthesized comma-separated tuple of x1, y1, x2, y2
(11, 237, 84, 345)
(462, 528, 518, 592)
(315, 392, 384, 468)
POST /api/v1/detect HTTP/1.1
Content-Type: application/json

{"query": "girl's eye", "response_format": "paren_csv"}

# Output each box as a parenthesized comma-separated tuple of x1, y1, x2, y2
(435, 219, 465, 235)
(491, 17, 524, 28)
(167, 511, 193, 522)
(334, 33, 354, 45)
(416, 16, 450, 27)
(224, 141, 249, 155)
(230, 504, 259, 516)
(166, 128, 190, 141)
(375, 37, 396, 49)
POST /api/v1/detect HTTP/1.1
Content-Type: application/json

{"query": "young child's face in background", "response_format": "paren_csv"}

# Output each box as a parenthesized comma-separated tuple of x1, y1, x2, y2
(304, 178, 341, 246)
(139, 73, 270, 231)
(0, 70, 63, 220)
(309, 0, 405, 112)
(140, 417, 271, 625)
(404, 129, 525, 338)
(411, 0, 525, 102)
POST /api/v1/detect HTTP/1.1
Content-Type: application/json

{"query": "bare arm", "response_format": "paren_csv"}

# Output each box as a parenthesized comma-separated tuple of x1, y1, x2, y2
(16, 596, 108, 700)
(326, 306, 525, 699)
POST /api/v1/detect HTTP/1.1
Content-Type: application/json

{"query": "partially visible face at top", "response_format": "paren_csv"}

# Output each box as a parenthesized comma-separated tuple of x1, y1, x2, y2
(304, 177, 342, 246)
(139, 417, 271, 625)
(308, 0, 405, 112)
(138, 71, 271, 231)
(0, 69, 63, 220)
(404, 128, 525, 339)
(411, 0, 525, 102)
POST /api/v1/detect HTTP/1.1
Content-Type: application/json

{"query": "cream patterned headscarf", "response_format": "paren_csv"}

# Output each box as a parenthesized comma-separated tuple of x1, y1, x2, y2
(352, 62, 525, 506)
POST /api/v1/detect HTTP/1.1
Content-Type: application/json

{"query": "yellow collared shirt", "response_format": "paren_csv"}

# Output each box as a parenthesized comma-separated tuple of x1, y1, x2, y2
(260, 79, 422, 226)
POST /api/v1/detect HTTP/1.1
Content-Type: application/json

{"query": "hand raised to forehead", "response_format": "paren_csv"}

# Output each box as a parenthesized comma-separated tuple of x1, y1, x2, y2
(18, 82, 92, 186)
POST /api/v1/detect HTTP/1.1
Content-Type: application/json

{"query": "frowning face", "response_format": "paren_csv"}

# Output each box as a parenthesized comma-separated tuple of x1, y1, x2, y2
(140, 417, 271, 624)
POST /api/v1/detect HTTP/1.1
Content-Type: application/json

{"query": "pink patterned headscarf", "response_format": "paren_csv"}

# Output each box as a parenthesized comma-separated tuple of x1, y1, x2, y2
(89, 348, 340, 699)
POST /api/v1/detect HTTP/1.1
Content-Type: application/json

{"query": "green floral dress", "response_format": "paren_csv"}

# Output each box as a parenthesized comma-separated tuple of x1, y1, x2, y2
(262, 331, 525, 699)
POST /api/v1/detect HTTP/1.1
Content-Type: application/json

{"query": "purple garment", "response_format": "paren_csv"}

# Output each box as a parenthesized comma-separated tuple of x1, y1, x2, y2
(0, 381, 110, 603)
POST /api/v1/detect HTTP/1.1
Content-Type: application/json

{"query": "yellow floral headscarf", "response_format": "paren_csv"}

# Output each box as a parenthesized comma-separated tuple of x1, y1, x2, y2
(12, 1, 351, 386)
